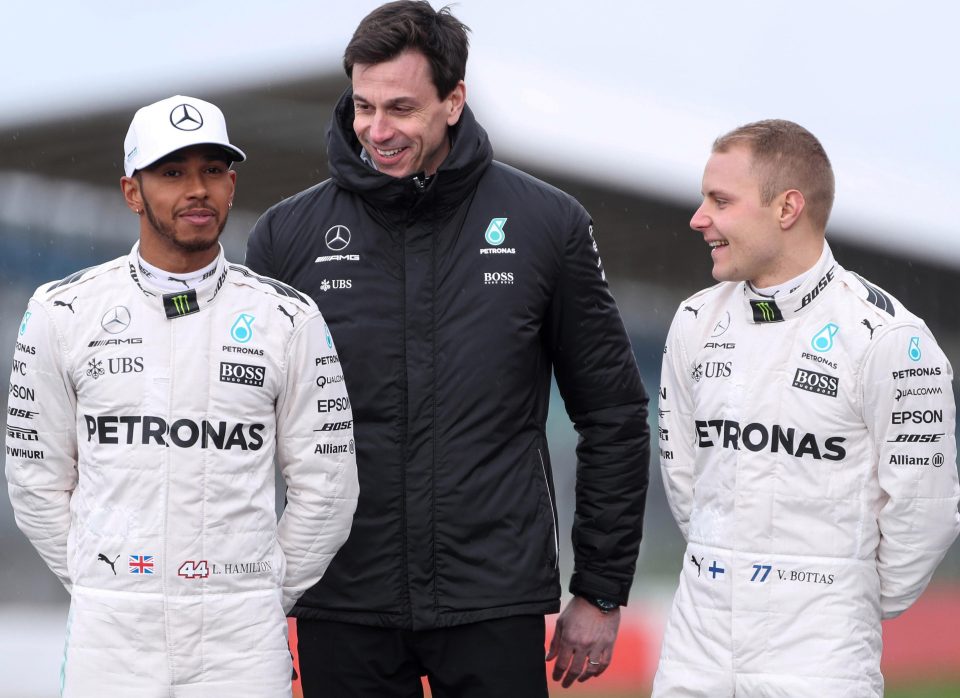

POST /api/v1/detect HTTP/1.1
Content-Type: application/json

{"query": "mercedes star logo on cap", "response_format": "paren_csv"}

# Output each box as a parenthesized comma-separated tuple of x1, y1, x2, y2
(101, 306, 132, 334)
(170, 104, 203, 132)
(325, 225, 352, 252)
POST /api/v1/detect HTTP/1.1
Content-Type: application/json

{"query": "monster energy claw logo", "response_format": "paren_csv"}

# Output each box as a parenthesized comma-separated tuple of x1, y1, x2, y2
(750, 300, 783, 323)
(484, 218, 507, 246)
(162, 289, 198, 319)
(231, 314, 255, 343)
(171, 295, 190, 315)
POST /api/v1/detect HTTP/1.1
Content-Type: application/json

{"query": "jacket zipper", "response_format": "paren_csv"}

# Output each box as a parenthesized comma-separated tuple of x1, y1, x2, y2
(537, 448, 559, 569)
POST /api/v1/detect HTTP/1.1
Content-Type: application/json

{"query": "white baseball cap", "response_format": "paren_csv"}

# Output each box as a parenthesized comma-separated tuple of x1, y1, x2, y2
(123, 95, 246, 177)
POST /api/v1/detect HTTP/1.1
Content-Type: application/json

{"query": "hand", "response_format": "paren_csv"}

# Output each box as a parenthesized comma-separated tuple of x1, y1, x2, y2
(545, 596, 620, 687)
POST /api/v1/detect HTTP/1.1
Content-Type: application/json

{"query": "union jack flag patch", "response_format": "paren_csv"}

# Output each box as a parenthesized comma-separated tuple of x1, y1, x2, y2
(129, 555, 155, 574)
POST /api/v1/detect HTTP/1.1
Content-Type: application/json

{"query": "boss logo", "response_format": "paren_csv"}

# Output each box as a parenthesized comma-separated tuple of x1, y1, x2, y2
(220, 362, 266, 387)
(792, 368, 838, 397)
(483, 272, 514, 285)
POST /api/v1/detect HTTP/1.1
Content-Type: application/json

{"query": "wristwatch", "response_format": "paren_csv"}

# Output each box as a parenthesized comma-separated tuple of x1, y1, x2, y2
(583, 596, 619, 614)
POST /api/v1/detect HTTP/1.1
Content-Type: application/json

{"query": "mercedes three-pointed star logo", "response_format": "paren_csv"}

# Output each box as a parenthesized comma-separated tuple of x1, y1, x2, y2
(170, 104, 203, 132)
(324, 225, 352, 252)
(101, 306, 131, 334)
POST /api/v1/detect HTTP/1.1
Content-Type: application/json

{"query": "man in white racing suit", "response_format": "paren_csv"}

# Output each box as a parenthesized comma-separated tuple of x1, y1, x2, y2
(653, 119, 960, 697)
(4, 95, 359, 697)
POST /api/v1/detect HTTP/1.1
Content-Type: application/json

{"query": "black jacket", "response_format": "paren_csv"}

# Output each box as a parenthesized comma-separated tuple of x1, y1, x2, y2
(245, 90, 650, 630)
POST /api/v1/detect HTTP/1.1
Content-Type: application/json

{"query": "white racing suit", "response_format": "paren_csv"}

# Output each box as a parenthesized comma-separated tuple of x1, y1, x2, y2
(653, 244, 960, 697)
(5, 243, 359, 697)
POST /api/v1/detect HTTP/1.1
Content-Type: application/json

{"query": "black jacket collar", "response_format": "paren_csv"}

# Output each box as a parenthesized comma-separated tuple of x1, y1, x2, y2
(326, 88, 494, 217)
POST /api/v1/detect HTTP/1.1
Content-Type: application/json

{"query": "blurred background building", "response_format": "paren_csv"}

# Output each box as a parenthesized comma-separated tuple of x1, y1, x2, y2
(2, 2, 958, 696)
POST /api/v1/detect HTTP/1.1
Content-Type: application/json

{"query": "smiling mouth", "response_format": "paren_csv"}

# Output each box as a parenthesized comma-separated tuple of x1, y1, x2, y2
(709, 240, 729, 248)
(376, 146, 406, 158)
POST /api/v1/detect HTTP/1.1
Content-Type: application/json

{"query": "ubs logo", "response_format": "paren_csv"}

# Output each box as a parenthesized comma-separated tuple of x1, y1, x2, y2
(692, 361, 732, 382)
(325, 225, 351, 251)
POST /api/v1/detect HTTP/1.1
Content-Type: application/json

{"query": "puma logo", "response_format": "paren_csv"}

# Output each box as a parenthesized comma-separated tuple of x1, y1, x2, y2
(690, 555, 703, 577)
(278, 305, 296, 327)
(861, 319, 880, 340)
(168, 277, 191, 289)
(54, 296, 77, 313)
(683, 304, 703, 318)
(98, 553, 120, 575)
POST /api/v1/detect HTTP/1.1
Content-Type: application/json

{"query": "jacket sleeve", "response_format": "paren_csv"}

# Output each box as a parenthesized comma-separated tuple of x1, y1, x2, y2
(5, 299, 77, 591)
(548, 210, 650, 606)
(659, 309, 696, 539)
(275, 311, 359, 613)
(861, 323, 960, 619)
(245, 210, 278, 278)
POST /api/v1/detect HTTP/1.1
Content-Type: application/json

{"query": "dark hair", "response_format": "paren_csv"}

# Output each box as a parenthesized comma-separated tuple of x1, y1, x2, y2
(714, 119, 835, 231)
(344, 1, 470, 99)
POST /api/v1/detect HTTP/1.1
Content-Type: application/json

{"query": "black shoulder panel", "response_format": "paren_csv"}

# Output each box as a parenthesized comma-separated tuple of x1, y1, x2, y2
(852, 273, 895, 317)
(229, 264, 308, 304)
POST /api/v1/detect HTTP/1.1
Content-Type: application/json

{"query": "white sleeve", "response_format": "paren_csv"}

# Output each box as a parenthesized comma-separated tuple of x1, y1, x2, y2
(274, 312, 359, 613)
(861, 324, 960, 619)
(659, 310, 696, 540)
(5, 299, 77, 591)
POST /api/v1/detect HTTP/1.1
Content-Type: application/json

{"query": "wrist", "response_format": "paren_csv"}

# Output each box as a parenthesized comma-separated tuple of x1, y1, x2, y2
(580, 595, 619, 614)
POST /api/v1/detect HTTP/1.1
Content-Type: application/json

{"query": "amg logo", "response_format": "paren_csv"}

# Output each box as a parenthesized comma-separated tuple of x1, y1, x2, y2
(704, 343, 736, 349)
(89, 338, 143, 347)
(792, 368, 838, 397)
(695, 419, 846, 461)
(220, 362, 266, 387)
(315, 255, 360, 263)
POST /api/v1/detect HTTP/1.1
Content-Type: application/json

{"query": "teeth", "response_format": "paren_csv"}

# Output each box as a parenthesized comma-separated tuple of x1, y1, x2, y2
(709, 241, 729, 248)
(377, 147, 403, 157)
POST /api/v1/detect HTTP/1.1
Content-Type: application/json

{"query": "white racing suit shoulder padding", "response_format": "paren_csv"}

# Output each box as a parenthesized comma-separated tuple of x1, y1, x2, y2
(653, 243, 960, 697)
(5, 243, 359, 697)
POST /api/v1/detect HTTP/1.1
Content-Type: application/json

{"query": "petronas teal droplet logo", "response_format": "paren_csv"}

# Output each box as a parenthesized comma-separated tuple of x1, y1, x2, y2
(811, 323, 839, 352)
(908, 336, 921, 362)
(231, 314, 255, 343)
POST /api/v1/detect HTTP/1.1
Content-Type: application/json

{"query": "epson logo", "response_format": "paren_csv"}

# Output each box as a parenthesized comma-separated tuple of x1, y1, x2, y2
(88, 338, 143, 347)
(318, 397, 351, 413)
(892, 367, 941, 380)
(484, 272, 514, 285)
(84, 414, 265, 450)
(9, 384, 35, 401)
(695, 419, 846, 461)
(892, 410, 943, 425)
(220, 362, 266, 387)
(792, 368, 838, 397)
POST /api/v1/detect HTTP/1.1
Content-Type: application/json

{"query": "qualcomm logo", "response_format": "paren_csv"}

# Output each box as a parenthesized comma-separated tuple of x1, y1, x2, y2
(811, 323, 839, 353)
(231, 314, 255, 343)
(908, 336, 921, 361)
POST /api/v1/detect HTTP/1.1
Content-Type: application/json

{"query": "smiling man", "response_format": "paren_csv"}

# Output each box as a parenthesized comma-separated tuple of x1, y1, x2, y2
(245, 2, 650, 696)
(653, 120, 960, 696)
(5, 95, 358, 696)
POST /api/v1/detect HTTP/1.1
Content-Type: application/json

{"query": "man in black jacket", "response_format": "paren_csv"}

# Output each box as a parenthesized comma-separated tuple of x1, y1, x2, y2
(245, 2, 650, 695)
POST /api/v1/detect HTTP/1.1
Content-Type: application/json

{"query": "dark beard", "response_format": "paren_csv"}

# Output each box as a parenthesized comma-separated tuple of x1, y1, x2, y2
(142, 197, 228, 253)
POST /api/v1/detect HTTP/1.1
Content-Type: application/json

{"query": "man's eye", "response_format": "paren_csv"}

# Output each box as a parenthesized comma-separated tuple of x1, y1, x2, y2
(162, 170, 182, 177)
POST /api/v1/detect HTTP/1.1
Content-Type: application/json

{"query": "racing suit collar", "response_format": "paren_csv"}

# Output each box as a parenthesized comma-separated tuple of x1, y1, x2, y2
(125, 242, 229, 318)
(742, 242, 838, 324)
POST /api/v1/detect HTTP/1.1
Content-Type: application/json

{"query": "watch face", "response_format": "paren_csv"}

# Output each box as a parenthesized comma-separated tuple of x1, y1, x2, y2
(593, 597, 618, 611)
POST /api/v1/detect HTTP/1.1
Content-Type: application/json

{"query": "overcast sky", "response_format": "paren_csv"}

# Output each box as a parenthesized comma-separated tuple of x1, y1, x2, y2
(3, 1, 957, 265)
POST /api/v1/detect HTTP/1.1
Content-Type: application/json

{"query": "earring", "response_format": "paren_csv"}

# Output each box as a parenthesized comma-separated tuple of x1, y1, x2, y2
(228, 201, 233, 210)
(135, 208, 143, 215)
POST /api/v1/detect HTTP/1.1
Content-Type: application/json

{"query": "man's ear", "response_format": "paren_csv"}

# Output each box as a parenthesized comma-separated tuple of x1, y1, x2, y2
(445, 80, 466, 127)
(778, 189, 806, 230)
(121, 175, 143, 215)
